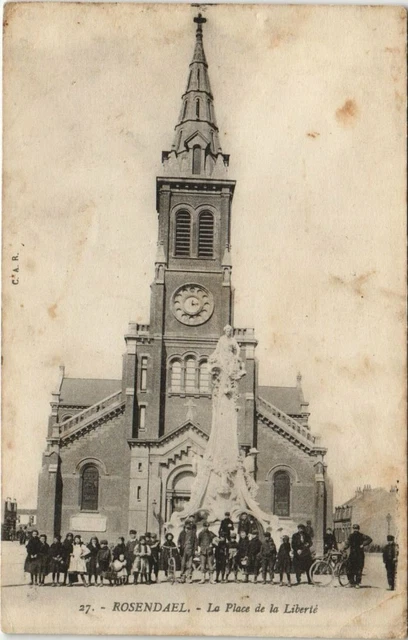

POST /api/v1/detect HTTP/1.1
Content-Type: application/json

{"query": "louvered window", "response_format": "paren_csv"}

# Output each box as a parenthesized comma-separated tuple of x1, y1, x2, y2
(195, 98, 200, 119)
(175, 211, 191, 256)
(198, 212, 214, 257)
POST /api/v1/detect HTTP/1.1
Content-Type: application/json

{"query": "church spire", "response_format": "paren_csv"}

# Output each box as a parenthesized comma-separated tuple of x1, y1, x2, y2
(162, 13, 229, 178)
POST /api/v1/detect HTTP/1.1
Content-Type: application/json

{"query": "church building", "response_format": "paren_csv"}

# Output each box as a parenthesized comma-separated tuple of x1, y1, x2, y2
(37, 15, 332, 550)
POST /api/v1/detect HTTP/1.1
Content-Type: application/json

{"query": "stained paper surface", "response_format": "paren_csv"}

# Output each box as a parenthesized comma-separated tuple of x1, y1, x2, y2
(2, 3, 407, 637)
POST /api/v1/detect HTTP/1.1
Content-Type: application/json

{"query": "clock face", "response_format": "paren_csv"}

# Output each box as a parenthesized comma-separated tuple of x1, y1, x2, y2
(172, 284, 214, 326)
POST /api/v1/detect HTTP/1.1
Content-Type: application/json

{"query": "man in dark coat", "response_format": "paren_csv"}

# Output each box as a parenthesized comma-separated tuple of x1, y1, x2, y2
(219, 512, 234, 540)
(305, 520, 314, 542)
(382, 535, 398, 591)
(178, 521, 197, 583)
(323, 528, 338, 554)
(344, 524, 372, 588)
(198, 522, 216, 584)
(291, 524, 313, 584)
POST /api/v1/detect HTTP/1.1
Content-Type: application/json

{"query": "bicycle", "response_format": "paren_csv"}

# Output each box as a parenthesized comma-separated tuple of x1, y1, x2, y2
(163, 545, 178, 585)
(310, 550, 349, 587)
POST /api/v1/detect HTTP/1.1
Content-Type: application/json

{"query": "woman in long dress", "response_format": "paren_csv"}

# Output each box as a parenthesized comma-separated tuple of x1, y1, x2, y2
(68, 535, 90, 586)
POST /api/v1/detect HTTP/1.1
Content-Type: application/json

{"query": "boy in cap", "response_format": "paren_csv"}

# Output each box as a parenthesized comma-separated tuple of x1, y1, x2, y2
(219, 512, 234, 541)
(382, 535, 398, 591)
(259, 531, 277, 584)
(214, 533, 229, 583)
(226, 531, 239, 582)
(277, 535, 292, 587)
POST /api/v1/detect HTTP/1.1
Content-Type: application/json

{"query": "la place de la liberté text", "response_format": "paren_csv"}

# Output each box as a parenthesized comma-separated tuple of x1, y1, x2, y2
(110, 601, 319, 615)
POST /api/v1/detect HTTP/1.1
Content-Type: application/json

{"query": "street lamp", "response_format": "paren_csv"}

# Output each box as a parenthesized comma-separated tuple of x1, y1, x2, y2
(386, 512, 392, 535)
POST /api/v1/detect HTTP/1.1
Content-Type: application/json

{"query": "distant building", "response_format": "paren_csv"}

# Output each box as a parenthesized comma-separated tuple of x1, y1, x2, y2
(333, 485, 398, 546)
(1, 498, 17, 540)
(17, 509, 37, 528)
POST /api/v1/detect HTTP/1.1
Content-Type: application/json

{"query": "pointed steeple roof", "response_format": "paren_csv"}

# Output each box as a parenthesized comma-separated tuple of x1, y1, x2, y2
(171, 14, 222, 158)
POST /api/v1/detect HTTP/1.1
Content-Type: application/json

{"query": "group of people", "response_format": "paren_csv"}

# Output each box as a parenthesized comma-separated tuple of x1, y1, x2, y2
(23, 512, 398, 590)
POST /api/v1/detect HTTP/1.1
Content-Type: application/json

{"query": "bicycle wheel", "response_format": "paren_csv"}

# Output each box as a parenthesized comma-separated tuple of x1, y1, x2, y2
(337, 561, 350, 587)
(310, 559, 334, 587)
(168, 558, 176, 585)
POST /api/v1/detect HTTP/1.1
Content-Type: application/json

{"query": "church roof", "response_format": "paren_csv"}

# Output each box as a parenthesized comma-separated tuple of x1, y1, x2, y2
(258, 386, 307, 416)
(59, 377, 121, 407)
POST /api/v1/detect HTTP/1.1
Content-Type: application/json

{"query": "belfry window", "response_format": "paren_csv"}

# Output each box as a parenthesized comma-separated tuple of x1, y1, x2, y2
(170, 360, 182, 392)
(192, 146, 201, 175)
(273, 470, 290, 517)
(182, 101, 188, 120)
(174, 211, 191, 256)
(197, 68, 200, 88)
(195, 98, 200, 119)
(81, 465, 99, 511)
(198, 212, 214, 257)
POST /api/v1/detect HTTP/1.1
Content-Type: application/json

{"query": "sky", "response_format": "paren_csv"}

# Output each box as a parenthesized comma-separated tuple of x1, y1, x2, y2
(2, 3, 406, 510)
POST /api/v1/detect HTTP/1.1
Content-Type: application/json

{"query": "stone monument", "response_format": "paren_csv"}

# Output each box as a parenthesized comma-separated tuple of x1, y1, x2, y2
(168, 325, 282, 533)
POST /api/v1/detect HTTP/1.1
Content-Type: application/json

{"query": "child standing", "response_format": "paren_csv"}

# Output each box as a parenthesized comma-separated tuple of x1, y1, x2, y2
(277, 535, 292, 587)
(226, 531, 239, 582)
(214, 534, 229, 583)
(259, 531, 277, 584)
(87, 537, 100, 586)
(38, 534, 50, 586)
(96, 540, 112, 587)
(61, 533, 74, 586)
(68, 535, 90, 587)
(24, 529, 41, 586)
(132, 535, 151, 584)
(49, 535, 64, 586)
(112, 553, 128, 585)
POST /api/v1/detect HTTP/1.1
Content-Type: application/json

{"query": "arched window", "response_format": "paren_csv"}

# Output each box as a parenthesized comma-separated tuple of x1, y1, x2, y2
(174, 211, 191, 256)
(170, 360, 182, 392)
(198, 212, 214, 257)
(81, 465, 99, 511)
(207, 99, 212, 120)
(195, 98, 200, 119)
(199, 361, 209, 392)
(192, 146, 201, 175)
(273, 470, 290, 517)
(185, 357, 196, 392)
(197, 68, 200, 88)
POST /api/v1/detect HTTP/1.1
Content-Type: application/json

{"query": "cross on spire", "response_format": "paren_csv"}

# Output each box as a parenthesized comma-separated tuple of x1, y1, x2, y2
(194, 13, 207, 36)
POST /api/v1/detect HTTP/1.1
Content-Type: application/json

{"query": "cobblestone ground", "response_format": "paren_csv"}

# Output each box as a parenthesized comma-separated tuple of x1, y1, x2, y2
(1, 542, 402, 637)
